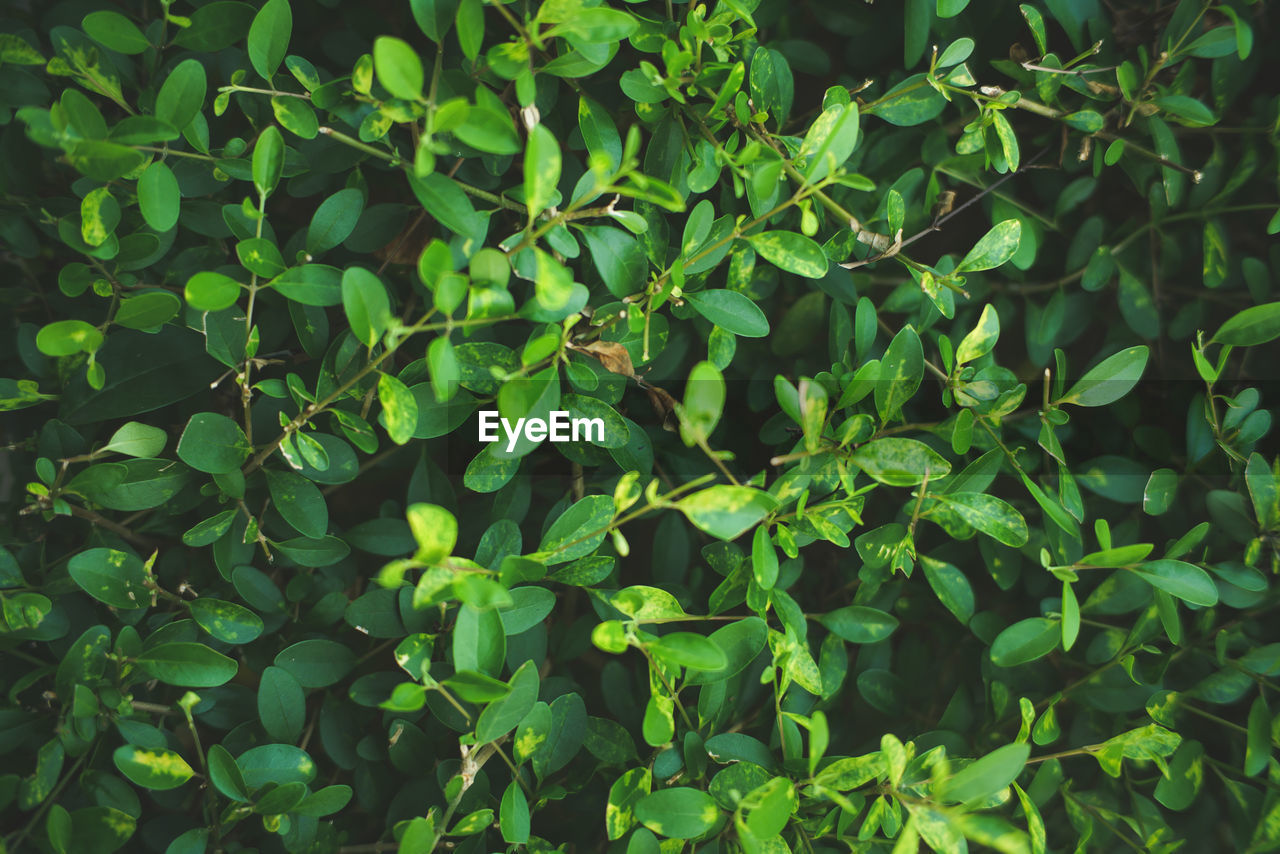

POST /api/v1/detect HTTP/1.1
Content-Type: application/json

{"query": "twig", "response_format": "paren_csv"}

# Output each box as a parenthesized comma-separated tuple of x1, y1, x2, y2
(69, 505, 157, 549)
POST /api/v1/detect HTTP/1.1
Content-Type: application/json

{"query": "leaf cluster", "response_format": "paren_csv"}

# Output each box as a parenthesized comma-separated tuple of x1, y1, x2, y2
(1, 0, 1278, 853)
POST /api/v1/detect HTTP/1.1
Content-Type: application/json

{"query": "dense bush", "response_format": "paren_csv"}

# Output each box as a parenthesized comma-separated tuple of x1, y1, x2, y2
(2, 0, 1279, 851)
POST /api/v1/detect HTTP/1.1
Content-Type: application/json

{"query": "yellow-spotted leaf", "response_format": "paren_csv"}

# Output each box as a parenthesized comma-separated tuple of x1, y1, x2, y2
(113, 746, 194, 790)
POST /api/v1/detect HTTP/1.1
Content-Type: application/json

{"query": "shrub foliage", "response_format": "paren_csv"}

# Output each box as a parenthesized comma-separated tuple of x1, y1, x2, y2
(1, 0, 1279, 852)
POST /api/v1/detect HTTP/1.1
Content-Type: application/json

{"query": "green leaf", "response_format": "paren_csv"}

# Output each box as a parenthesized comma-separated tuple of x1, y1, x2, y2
(677, 485, 778, 541)
(748, 47, 793, 124)
(137, 162, 180, 232)
(271, 535, 354, 572)
(207, 745, 249, 802)
(309, 188, 365, 255)
(253, 125, 285, 197)
(937, 0, 970, 17)
(1143, 468, 1178, 516)
(993, 110, 1020, 171)
(747, 231, 828, 278)
(685, 617, 768, 686)
(1057, 346, 1149, 407)
(68, 548, 148, 609)
(813, 752, 885, 790)
(820, 606, 899, 643)
(1203, 221, 1228, 288)
(606, 768, 651, 840)
(850, 437, 951, 487)
(378, 372, 418, 445)
(442, 670, 511, 703)
(456, 0, 484, 60)
(798, 103, 859, 182)
(579, 95, 622, 170)
(270, 265, 343, 306)
(113, 291, 181, 330)
(544, 6, 638, 42)
(743, 777, 797, 839)
(685, 290, 769, 338)
(455, 105, 520, 155)
(79, 187, 117, 247)
(66, 807, 135, 854)
(958, 220, 1022, 273)
(532, 692, 587, 777)
(538, 494, 614, 562)
(611, 586, 688, 622)
(920, 556, 975, 624)
(578, 226, 646, 299)
(679, 360, 724, 447)
(494, 366, 561, 457)
(258, 665, 306, 743)
(1062, 581, 1080, 652)
(0, 32, 44, 65)
(407, 503, 457, 563)
(295, 785, 353, 817)
(498, 586, 556, 634)
(933, 492, 1029, 546)
(453, 603, 506, 675)
(532, 248, 575, 311)
(409, 173, 482, 240)
(1063, 110, 1104, 132)
(635, 787, 720, 839)
(938, 742, 1029, 803)
(1245, 452, 1278, 530)
(1131, 560, 1219, 607)
(650, 632, 728, 671)
(265, 468, 328, 538)
(236, 743, 316, 789)
(274, 639, 356, 687)
(1245, 695, 1272, 777)
(236, 238, 286, 278)
(108, 116, 180, 145)
(751, 525, 779, 589)
(248, 0, 292, 81)
(37, 320, 102, 357)
(272, 95, 318, 138)
(172, 2, 256, 51)
(1211, 301, 1280, 346)
(65, 140, 146, 182)
(112, 746, 193, 791)
(989, 618, 1059, 667)
(475, 660, 540, 743)
(184, 272, 242, 312)
(524, 123, 561, 219)
(189, 597, 264, 644)
(500, 781, 530, 844)
(956, 304, 999, 364)
(937, 37, 975, 67)
(102, 421, 166, 458)
(254, 781, 308, 815)
(1153, 740, 1203, 810)
(410, 0, 460, 43)
(866, 74, 946, 126)
(398, 817, 439, 853)
(374, 36, 424, 100)
(177, 412, 251, 474)
(341, 266, 392, 348)
(155, 59, 207, 131)
(1153, 95, 1215, 127)
(874, 325, 922, 422)
(138, 642, 239, 687)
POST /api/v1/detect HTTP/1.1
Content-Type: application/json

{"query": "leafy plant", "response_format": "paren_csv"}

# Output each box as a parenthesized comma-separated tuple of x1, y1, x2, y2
(1, 0, 1278, 852)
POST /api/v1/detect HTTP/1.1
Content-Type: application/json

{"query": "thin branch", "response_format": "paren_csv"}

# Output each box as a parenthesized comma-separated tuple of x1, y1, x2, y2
(69, 504, 157, 549)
